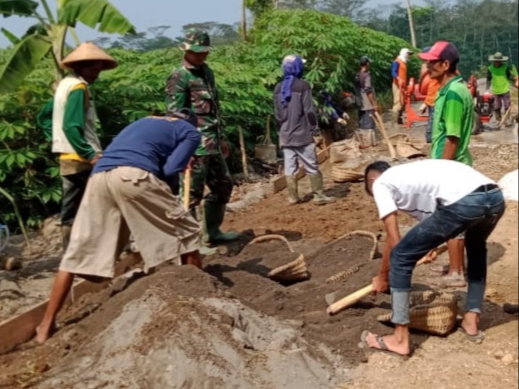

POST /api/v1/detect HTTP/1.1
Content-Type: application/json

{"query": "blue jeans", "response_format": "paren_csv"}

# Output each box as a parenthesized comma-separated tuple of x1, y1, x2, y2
(426, 106, 434, 143)
(390, 186, 505, 324)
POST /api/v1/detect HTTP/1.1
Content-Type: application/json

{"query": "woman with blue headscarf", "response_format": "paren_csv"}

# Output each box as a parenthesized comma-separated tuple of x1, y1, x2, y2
(273, 54, 335, 206)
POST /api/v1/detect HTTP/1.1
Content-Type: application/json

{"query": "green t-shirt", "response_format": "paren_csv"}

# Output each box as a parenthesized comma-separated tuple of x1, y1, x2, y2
(431, 75, 473, 166)
(488, 64, 518, 95)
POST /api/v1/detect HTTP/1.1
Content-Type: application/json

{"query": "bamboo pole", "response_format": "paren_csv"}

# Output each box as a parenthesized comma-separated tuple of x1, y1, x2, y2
(405, 0, 417, 48)
(238, 126, 249, 180)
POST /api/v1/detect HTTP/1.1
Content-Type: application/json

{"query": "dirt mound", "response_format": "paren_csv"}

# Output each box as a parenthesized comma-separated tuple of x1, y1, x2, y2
(0, 234, 414, 388)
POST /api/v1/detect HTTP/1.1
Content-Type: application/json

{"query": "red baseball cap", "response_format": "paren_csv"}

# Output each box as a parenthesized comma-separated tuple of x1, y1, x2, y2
(418, 41, 459, 63)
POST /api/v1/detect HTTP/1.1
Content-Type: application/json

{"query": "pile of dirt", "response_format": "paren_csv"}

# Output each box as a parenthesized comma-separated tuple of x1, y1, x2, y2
(0, 234, 413, 388)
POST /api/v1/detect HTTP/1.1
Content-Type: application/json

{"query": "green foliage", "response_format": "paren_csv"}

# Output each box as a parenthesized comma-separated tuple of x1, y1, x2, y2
(0, 0, 136, 95)
(357, 0, 518, 77)
(0, 8, 417, 231)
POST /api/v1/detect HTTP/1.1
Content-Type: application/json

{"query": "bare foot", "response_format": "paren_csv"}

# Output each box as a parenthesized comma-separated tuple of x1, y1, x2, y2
(35, 322, 54, 343)
(461, 312, 480, 336)
(364, 331, 410, 356)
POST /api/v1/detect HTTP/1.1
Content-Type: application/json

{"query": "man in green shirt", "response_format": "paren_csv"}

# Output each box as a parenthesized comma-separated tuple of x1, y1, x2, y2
(419, 41, 474, 288)
(37, 42, 118, 250)
(165, 29, 240, 246)
(487, 52, 518, 125)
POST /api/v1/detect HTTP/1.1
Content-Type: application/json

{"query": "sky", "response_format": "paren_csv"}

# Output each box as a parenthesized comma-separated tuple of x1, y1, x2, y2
(0, 0, 428, 48)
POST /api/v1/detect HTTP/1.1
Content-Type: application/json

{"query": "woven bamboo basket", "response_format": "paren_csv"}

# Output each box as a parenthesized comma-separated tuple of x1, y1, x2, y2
(331, 165, 364, 183)
(246, 234, 294, 252)
(267, 254, 310, 282)
(324, 230, 379, 284)
(376, 291, 458, 336)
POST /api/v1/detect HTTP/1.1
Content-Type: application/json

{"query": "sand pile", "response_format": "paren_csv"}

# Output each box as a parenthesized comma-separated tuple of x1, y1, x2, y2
(2, 234, 407, 389)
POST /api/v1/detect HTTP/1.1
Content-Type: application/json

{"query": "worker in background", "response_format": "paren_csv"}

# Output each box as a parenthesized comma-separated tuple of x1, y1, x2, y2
(318, 90, 349, 144)
(391, 48, 413, 125)
(274, 54, 335, 206)
(165, 29, 240, 248)
(487, 52, 518, 126)
(363, 159, 505, 356)
(419, 41, 474, 288)
(36, 42, 118, 251)
(355, 55, 379, 149)
(36, 112, 203, 343)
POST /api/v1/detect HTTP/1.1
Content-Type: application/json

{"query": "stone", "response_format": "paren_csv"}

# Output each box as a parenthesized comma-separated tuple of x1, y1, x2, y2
(502, 354, 514, 365)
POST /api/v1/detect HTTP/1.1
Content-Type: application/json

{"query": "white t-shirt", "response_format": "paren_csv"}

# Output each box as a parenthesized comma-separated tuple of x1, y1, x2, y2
(373, 159, 495, 221)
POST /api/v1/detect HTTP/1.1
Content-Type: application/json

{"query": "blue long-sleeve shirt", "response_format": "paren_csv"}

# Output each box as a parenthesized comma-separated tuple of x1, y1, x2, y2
(391, 61, 400, 79)
(93, 117, 201, 184)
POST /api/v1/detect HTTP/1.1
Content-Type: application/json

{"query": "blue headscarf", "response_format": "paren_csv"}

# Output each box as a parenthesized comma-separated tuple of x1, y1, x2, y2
(281, 55, 305, 108)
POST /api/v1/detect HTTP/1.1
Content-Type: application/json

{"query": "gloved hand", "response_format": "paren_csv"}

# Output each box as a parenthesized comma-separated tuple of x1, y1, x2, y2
(337, 118, 348, 127)
(342, 112, 350, 121)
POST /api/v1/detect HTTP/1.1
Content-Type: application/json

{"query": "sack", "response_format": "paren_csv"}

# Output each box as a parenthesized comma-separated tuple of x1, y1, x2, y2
(329, 139, 362, 164)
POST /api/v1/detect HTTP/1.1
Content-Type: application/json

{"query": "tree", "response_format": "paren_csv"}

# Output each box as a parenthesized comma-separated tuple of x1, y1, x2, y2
(0, 0, 136, 94)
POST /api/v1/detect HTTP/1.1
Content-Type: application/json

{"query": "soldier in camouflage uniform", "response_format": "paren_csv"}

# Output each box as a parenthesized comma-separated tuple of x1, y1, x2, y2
(165, 29, 240, 245)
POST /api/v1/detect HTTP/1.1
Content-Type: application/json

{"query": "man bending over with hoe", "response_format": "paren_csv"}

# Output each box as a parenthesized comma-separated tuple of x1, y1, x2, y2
(36, 111, 202, 343)
(361, 159, 505, 357)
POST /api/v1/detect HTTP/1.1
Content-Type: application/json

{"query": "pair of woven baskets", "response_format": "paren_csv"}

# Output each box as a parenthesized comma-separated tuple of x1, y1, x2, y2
(376, 290, 458, 336)
(245, 235, 310, 282)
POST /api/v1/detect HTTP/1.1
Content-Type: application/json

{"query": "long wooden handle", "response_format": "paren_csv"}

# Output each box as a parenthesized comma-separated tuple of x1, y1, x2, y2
(183, 168, 191, 210)
(326, 247, 446, 316)
(373, 112, 397, 159)
(326, 285, 373, 315)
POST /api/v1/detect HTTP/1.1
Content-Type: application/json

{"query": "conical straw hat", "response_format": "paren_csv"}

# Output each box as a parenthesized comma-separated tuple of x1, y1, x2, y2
(60, 42, 118, 71)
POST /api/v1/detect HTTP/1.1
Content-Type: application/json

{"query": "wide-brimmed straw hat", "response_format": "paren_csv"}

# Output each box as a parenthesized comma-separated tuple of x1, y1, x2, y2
(60, 42, 118, 71)
(488, 52, 509, 62)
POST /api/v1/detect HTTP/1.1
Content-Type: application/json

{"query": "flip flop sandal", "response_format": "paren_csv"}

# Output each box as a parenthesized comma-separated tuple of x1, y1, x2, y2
(459, 327, 485, 344)
(430, 264, 449, 274)
(358, 330, 410, 359)
(432, 274, 467, 288)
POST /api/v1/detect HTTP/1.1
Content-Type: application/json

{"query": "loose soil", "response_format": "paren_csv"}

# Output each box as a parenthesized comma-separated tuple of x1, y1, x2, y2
(0, 120, 517, 389)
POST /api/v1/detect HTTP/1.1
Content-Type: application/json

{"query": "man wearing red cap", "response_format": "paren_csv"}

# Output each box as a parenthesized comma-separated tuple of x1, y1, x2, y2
(419, 41, 474, 289)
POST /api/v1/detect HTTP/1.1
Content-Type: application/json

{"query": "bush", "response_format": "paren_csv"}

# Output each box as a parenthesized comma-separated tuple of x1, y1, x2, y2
(0, 9, 416, 231)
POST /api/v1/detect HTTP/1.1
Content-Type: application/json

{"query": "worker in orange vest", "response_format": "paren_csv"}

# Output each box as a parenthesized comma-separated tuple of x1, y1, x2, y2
(418, 47, 441, 143)
(391, 48, 413, 125)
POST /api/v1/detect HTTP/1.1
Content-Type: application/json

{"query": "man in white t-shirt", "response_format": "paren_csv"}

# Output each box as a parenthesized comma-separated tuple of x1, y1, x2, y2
(360, 159, 505, 357)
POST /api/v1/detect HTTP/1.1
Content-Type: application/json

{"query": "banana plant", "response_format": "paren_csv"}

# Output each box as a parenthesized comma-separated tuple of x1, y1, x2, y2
(0, 0, 136, 94)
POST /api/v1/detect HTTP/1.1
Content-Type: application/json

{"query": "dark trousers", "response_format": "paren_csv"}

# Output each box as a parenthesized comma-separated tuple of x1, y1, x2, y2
(61, 171, 91, 226)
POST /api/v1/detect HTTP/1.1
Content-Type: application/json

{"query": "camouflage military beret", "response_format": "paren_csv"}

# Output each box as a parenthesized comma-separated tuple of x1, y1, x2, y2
(179, 28, 212, 53)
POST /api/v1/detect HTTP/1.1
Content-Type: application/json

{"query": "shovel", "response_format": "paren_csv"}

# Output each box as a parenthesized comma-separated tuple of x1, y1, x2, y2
(324, 245, 448, 310)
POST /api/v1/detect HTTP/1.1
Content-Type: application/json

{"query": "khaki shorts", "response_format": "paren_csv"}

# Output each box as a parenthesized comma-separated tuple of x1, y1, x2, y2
(60, 167, 201, 278)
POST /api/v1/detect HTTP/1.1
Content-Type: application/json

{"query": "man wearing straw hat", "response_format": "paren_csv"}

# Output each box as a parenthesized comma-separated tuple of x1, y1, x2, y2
(37, 42, 117, 251)
(486, 52, 518, 126)
(165, 29, 240, 247)
(36, 111, 203, 343)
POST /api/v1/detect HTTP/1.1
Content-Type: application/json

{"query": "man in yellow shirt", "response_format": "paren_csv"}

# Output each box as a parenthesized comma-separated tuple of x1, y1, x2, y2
(486, 52, 518, 126)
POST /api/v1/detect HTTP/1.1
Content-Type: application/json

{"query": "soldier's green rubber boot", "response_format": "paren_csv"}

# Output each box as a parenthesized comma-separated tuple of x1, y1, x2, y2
(203, 202, 241, 245)
(286, 175, 300, 205)
(308, 174, 336, 205)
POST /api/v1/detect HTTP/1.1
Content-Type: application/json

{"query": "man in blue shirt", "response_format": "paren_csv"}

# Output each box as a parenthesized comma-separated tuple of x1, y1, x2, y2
(36, 110, 202, 343)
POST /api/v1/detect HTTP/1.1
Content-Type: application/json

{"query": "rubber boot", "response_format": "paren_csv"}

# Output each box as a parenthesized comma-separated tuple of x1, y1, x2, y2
(61, 225, 72, 251)
(286, 175, 300, 205)
(308, 174, 335, 205)
(203, 202, 241, 244)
